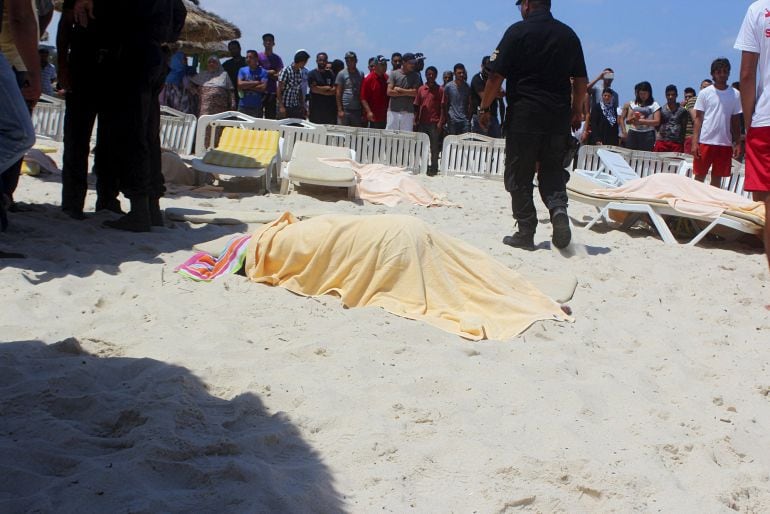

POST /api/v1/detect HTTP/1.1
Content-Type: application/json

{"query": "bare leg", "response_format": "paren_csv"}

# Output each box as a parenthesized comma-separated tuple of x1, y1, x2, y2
(710, 175, 722, 188)
(754, 191, 770, 310)
(694, 174, 707, 183)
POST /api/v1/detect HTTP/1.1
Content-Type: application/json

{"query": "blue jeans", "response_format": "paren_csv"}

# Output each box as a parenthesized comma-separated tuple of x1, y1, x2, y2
(446, 119, 470, 136)
(0, 52, 35, 174)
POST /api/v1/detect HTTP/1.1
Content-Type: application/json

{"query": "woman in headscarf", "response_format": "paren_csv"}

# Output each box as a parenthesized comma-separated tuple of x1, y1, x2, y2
(588, 87, 620, 146)
(161, 50, 195, 114)
(191, 56, 235, 116)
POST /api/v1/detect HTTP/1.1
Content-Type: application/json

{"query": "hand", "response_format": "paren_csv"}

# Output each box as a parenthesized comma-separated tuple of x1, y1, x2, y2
(570, 109, 582, 131)
(366, 111, 375, 122)
(73, 0, 94, 27)
(580, 131, 589, 143)
(58, 66, 70, 92)
(279, 105, 286, 116)
(732, 142, 742, 159)
(479, 111, 490, 131)
(21, 74, 41, 104)
(337, 109, 345, 121)
(692, 142, 701, 160)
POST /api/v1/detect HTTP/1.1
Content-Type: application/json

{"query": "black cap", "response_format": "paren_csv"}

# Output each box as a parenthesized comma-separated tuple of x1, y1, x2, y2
(345, 51, 357, 60)
(414, 52, 425, 61)
(375, 54, 389, 63)
(402, 52, 416, 63)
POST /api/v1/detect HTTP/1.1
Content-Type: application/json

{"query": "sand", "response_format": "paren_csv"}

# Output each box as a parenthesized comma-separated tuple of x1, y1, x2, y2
(1, 146, 770, 513)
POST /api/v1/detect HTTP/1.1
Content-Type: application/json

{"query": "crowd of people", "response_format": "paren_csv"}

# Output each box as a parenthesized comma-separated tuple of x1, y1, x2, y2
(0, 0, 768, 273)
(157, 35, 505, 176)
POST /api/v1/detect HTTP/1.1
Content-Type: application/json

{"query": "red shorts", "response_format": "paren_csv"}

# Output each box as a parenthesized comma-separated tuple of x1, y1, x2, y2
(745, 126, 770, 192)
(693, 144, 732, 178)
(654, 140, 684, 153)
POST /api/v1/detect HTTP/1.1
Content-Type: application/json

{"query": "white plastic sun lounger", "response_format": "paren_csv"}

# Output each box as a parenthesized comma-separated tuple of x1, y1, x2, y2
(567, 173, 763, 246)
(280, 141, 357, 199)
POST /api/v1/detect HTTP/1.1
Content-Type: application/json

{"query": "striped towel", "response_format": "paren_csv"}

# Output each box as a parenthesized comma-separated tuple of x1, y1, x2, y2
(202, 128, 279, 168)
(175, 234, 252, 281)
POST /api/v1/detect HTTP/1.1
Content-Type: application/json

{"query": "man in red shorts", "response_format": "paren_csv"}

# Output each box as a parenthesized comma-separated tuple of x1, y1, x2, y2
(736, 0, 770, 275)
(691, 58, 743, 187)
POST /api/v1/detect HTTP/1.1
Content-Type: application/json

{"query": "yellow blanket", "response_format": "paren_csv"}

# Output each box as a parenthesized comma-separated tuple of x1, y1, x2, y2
(245, 213, 571, 340)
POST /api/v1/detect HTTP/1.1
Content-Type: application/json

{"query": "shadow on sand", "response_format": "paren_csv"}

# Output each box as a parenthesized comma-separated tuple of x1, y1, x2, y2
(0, 202, 247, 284)
(0, 339, 345, 513)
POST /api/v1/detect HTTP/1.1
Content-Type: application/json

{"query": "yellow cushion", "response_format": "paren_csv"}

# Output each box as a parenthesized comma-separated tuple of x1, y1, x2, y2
(202, 128, 279, 168)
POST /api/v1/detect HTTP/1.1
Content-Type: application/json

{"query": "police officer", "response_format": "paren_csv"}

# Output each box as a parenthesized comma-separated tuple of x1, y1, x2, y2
(73, 0, 185, 232)
(58, 0, 123, 219)
(479, 0, 588, 250)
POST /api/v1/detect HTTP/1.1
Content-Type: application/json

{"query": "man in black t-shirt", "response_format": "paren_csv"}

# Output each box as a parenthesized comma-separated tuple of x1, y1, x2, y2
(307, 52, 337, 125)
(478, 0, 587, 250)
(222, 40, 246, 109)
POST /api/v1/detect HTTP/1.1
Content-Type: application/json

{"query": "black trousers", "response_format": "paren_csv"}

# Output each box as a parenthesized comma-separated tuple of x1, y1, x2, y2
(61, 62, 121, 213)
(262, 93, 277, 119)
(418, 123, 440, 173)
(100, 60, 166, 200)
(504, 131, 570, 233)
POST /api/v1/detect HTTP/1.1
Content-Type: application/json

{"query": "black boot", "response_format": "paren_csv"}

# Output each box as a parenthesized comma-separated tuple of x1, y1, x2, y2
(550, 207, 571, 249)
(149, 197, 163, 227)
(503, 214, 537, 251)
(95, 198, 125, 215)
(103, 196, 151, 232)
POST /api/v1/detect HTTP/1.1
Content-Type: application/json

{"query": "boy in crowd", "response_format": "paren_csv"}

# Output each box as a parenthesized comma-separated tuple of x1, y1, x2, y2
(237, 50, 268, 118)
(278, 50, 309, 119)
(691, 58, 742, 187)
(386, 52, 421, 131)
(655, 85, 689, 153)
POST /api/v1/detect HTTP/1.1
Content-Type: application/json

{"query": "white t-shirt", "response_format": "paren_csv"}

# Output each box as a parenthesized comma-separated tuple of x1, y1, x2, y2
(694, 86, 742, 146)
(627, 101, 660, 133)
(735, 0, 770, 128)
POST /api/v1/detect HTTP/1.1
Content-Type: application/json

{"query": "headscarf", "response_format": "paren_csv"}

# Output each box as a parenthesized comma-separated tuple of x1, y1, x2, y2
(191, 58, 233, 89)
(601, 98, 617, 126)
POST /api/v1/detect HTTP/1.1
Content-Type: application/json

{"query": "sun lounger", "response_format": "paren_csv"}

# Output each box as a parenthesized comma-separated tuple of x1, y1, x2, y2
(159, 106, 197, 157)
(191, 126, 281, 193)
(567, 173, 763, 246)
(279, 141, 357, 199)
(440, 133, 506, 179)
(31, 94, 65, 142)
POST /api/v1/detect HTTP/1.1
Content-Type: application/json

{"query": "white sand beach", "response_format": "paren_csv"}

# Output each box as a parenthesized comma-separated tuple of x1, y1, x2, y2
(2, 146, 770, 512)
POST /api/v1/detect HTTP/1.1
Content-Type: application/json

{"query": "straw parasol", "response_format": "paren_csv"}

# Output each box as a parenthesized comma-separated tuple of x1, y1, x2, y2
(53, 0, 241, 44)
(180, 0, 241, 44)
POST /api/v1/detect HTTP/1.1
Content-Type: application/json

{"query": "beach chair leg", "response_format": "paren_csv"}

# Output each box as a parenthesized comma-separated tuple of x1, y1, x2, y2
(347, 185, 356, 200)
(585, 206, 609, 230)
(686, 218, 721, 247)
(645, 208, 678, 245)
(280, 178, 289, 195)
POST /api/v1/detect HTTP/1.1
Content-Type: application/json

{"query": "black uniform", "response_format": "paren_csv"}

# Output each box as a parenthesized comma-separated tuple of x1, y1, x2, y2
(488, 9, 587, 235)
(94, 0, 185, 203)
(60, 0, 120, 216)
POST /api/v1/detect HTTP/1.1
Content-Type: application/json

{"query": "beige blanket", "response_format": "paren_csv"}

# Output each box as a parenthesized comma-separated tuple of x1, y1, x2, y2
(244, 212, 570, 340)
(320, 158, 457, 207)
(593, 174, 765, 223)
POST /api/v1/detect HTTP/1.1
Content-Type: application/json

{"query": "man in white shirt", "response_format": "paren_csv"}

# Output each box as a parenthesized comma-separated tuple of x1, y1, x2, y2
(691, 57, 742, 187)
(736, 0, 770, 277)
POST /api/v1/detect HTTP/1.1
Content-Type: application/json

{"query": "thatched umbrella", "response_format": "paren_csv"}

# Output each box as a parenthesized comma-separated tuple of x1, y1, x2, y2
(53, 0, 241, 44)
(180, 0, 241, 44)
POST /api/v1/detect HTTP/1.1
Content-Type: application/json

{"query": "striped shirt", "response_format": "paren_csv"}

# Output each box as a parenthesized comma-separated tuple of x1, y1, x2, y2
(279, 66, 304, 108)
